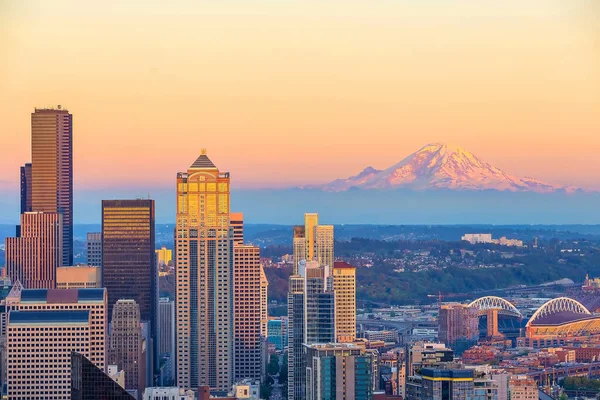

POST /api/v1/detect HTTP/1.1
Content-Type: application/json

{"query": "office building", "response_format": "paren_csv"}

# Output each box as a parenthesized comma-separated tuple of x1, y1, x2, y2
(71, 352, 135, 400)
(6, 288, 108, 370)
(287, 274, 306, 400)
(7, 310, 93, 399)
(159, 298, 175, 357)
(30, 106, 73, 266)
(230, 212, 244, 245)
(102, 199, 156, 347)
(292, 213, 334, 274)
(175, 150, 234, 391)
(332, 261, 357, 342)
(406, 342, 454, 379)
(304, 213, 319, 262)
(267, 319, 287, 351)
(508, 375, 537, 400)
(315, 225, 334, 268)
(260, 265, 269, 338)
(56, 265, 101, 289)
(86, 232, 102, 267)
(143, 387, 195, 400)
(19, 163, 32, 214)
(420, 367, 474, 400)
(233, 244, 262, 382)
(363, 330, 399, 343)
(5, 211, 62, 289)
(109, 299, 146, 395)
(438, 304, 479, 349)
(156, 246, 172, 267)
(305, 343, 375, 400)
(292, 226, 306, 275)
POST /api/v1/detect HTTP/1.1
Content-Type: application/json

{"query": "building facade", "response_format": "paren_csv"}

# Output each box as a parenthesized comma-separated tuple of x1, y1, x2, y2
(420, 368, 474, 400)
(109, 299, 146, 395)
(233, 244, 262, 382)
(260, 265, 269, 338)
(175, 151, 234, 391)
(30, 106, 73, 266)
(156, 246, 173, 267)
(86, 232, 102, 267)
(292, 213, 334, 274)
(332, 261, 357, 342)
(438, 303, 479, 348)
(5, 212, 62, 289)
(267, 319, 287, 351)
(508, 375, 538, 400)
(19, 163, 32, 214)
(56, 265, 101, 289)
(71, 352, 135, 400)
(287, 274, 305, 400)
(230, 212, 244, 246)
(158, 298, 175, 357)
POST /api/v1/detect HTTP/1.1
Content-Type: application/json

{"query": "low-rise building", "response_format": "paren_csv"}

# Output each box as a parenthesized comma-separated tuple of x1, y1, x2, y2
(143, 387, 195, 400)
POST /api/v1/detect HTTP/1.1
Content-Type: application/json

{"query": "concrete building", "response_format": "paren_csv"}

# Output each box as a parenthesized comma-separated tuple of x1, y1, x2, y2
(315, 224, 334, 269)
(332, 261, 357, 342)
(508, 375, 538, 400)
(232, 379, 261, 399)
(364, 330, 400, 343)
(158, 298, 175, 357)
(109, 299, 146, 395)
(19, 163, 32, 214)
(30, 106, 73, 266)
(230, 212, 244, 246)
(292, 225, 306, 275)
(461, 233, 493, 244)
(6, 288, 108, 371)
(56, 265, 101, 289)
(175, 151, 234, 391)
(438, 303, 479, 349)
(109, 364, 126, 389)
(305, 343, 375, 400)
(287, 274, 306, 400)
(260, 265, 269, 338)
(155, 246, 172, 267)
(7, 310, 92, 399)
(5, 211, 62, 289)
(143, 387, 195, 400)
(233, 245, 262, 382)
(420, 367, 474, 400)
(86, 232, 102, 267)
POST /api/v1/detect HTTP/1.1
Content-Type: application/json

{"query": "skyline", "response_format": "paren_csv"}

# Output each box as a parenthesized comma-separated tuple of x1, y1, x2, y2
(1, 1, 599, 195)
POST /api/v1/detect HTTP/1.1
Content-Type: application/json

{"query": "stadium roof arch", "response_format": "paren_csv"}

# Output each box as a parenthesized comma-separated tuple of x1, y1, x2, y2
(468, 296, 522, 318)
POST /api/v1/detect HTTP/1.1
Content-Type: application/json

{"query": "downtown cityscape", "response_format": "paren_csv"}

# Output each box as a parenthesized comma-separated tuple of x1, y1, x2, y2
(1, 1, 600, 400)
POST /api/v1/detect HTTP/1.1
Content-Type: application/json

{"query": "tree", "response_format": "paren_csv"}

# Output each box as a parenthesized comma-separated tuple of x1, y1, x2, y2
(279, 353, 288, 384)
(268, 354, 280, 376)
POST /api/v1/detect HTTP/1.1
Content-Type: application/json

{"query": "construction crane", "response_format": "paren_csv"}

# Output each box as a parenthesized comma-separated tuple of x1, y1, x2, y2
(428, 292, 444, 307)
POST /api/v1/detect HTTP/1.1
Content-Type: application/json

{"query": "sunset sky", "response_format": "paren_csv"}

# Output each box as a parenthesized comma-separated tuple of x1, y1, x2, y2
(1, 0, 599, 194)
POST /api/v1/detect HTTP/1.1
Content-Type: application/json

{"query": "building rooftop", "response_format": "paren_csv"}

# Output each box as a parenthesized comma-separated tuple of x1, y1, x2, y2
(334, 261, 356, 269)
(20, 288, 105, 304)
(190, 150, 217, 170)
(9, 310, 90, 325)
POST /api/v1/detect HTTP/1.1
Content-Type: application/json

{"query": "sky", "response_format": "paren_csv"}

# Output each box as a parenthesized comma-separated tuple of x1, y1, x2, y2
(0, 0, 599, 197)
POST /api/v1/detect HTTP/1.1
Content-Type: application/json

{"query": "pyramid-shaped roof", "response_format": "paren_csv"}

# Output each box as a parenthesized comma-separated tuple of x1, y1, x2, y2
(190, 150, 217, 170)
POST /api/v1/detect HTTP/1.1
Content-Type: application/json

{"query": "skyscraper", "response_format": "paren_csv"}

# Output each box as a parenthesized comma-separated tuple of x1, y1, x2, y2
(292, 213, 334, 274)
(102, 200, 156, 324)
(304, 213, 319, 262)
(86, 232, 102, 267)
(30, 106, 73, 266)
(233, 244, 262, 382)
(332, 261, 357, 342)
(5, 212, 62, 289)
(158, 298, 175, 357)
(230, 212, 244, 246)
(287, 274, 305, 400)
(315, 225, 334, 268)
(109, 299, 146, 395)
(259, 265, 269, 338)
(19, 163, 32, 214)
(438, 304, 479, 349)
(292, 225, 305, 275)
(175, 150, 234, 391)
(71, 352, 136, 400)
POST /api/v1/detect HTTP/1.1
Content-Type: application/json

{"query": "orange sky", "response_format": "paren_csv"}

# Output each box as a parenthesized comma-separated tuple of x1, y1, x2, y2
(0, 0, 598, 190)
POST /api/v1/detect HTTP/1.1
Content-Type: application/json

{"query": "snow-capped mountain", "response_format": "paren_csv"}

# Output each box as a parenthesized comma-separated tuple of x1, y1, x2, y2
(320, 143, 578, 193)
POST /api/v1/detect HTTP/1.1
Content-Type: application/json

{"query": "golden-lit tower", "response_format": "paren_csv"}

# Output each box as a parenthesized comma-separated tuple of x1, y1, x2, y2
(175, 149, 233, 391)
(304, 213, 319, 261)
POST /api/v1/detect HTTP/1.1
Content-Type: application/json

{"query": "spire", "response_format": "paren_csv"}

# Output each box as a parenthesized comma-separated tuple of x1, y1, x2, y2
(190, 149, 217, 170)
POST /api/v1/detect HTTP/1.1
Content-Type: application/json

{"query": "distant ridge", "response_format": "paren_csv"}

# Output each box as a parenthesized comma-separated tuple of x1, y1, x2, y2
(316, 143, 580, 193)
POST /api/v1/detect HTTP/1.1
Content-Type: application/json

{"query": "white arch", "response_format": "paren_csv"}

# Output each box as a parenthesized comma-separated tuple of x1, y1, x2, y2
(527, 297, 591, 327)
(468, 296, 522, 317)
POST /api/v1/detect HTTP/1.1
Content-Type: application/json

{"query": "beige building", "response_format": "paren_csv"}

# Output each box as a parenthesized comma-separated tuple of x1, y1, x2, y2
(5, 212, 62, 289)
(233, 245, 262, 382)
(175, 150, 234, 391)
(156, 246, 173, 267)
(315, 225, 334, 269)
(109, 299, 145, 394)
(56, 265, 101, 289)
(509, 375, 538, 400)
(260, 265, 269, 338)
(332, 261, 357, 342)
(230, 212, 244, 246)
(292, 213, 334, 274)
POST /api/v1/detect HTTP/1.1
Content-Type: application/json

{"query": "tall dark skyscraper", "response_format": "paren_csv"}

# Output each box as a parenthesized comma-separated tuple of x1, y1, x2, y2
(30, 106, 73, 266)
(20, 163, 32, 214)
(101, 199, 156, 327)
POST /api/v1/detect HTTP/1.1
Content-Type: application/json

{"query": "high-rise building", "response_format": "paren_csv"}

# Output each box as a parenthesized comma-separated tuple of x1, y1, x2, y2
(259, 265, 269, 338)
(158, 298, 175, 357)
(438, 304, 479, 349)
(102, 200, 156, 334)
(292, 213, 334, 274)
(7, 310, 93, 399)
(230, 212, 244, 246)
(292, 226, 306, 275)
(86, 232, 102, 267)
(30, 106, 73, 266)
(332, 261, 357, 342)
(304, 213, 319, 262)
(5, 211, 62, 289)
(305, 343, 375, 400)
(175, 150, 234, 391)
(287, 261, 336, 400)
(109, 299, 146, 395)
(267, 318, 287, 351)
(233, 244, 262, 382)
(155, 246, 173, 267)
(19, 163, 32, 214)
(71, 352, 136, 400)
(56, 265, 101, 289)
(315, 224, 334, 268)
(6, 288, 108, 370)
